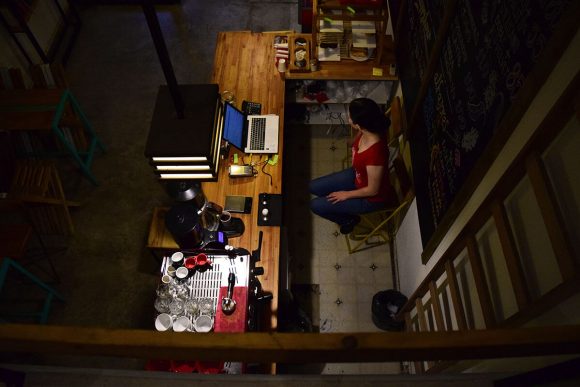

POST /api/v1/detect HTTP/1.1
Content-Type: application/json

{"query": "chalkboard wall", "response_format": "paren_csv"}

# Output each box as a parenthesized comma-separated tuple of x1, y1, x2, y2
(396, 0, 572, 252)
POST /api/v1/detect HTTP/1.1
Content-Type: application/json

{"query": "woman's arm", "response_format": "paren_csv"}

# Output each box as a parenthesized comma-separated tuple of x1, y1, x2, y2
(327, 165, 383, 203)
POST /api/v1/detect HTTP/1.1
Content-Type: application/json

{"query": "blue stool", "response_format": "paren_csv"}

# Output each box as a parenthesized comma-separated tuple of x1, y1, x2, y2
(0, 257, 65, 324)
(0, 224, 64, 324)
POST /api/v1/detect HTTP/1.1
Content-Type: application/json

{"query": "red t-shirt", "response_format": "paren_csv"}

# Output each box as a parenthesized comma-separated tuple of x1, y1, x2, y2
(352, 134, 396, 204)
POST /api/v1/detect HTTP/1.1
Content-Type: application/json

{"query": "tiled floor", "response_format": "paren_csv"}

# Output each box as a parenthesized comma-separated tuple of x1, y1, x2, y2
(283, 121, 400, 374)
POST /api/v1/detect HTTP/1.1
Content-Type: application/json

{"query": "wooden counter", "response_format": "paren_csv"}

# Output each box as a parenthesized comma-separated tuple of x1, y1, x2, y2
(205, 31, 287, 330)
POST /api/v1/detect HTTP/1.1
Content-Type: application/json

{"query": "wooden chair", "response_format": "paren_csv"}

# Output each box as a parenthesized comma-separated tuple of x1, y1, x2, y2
(345, 153, 414, 253)
(339, 96, 414, 253)
(9, 160, 79, 236)
(1, 65, 103, 184)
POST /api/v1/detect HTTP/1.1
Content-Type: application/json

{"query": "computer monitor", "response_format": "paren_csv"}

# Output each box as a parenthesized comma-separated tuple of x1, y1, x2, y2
(222, 102, 245, 151)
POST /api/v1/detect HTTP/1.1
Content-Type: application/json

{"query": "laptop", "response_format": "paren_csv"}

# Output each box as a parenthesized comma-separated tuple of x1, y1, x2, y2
(222, 102, 279, 154)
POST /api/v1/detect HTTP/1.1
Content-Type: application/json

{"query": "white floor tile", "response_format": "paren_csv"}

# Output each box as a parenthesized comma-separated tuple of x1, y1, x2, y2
(314, 247, 338, 267)
(319, 265, 340, 285)
(358, 283, 380, 301)
(319, 283, 339, 300)
(312, 228, 341, 250)
(336, 265, 356, 285)
(358, 319, 379, 332)
(302, 125, 400, 377)
(336, 284, 358, 304)
(357, 301, 375, 328)
(355, 264, 377, 285)
(314, 160, 339, 175)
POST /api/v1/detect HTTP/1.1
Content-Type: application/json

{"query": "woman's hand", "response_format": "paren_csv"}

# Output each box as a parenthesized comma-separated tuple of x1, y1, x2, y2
(327, 191, 351, 203)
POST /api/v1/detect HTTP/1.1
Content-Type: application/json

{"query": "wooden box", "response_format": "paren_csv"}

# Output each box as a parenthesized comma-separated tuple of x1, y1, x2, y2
(288, 34, 312, 73)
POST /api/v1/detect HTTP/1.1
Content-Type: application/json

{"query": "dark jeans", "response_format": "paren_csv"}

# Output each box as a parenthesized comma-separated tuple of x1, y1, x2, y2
(309, 168, 387, 227)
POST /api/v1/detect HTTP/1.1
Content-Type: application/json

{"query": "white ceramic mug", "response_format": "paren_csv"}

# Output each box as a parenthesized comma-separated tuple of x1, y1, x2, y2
(173, 316, 191, 332)
(194, 314, 213, 333)
(171, 251, 184, 266)
(220, 210, 232, 224)
(155, 313, 173, 331)
(175, 266, 189, 280)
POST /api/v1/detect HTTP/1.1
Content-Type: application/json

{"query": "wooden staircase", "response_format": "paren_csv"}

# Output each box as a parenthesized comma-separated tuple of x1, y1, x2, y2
(398, 74, 580, 374)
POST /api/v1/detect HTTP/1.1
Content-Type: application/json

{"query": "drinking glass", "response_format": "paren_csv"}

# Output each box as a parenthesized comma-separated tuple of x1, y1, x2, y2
(170, 282, 188, 299)
(156, 284, 171, 299)
(154, 296, 170, 313)
(169, 298, 185, 316)
(185, 298, 199, 315)
(199, 298, 214, 315)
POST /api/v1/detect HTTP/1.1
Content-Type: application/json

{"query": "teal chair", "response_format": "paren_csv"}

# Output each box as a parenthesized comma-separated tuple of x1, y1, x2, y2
(0, 224, 65, 324)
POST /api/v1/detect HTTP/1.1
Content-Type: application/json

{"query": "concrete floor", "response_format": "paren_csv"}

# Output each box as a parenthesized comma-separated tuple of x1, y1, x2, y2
(49, 0, 300, 328)
(1, 0, 298, 369)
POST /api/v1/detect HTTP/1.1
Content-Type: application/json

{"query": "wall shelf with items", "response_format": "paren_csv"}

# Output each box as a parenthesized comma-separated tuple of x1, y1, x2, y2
(285, 79, 395, 105)
(284, 78, 397, 127)
(303, 0, 395, 80)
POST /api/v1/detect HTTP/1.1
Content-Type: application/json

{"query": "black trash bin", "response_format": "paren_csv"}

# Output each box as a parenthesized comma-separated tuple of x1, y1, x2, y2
(371, 289, 408, 331)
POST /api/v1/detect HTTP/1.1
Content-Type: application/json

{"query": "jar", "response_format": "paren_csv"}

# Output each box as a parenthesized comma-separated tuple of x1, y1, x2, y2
(310, 58, 318, 72)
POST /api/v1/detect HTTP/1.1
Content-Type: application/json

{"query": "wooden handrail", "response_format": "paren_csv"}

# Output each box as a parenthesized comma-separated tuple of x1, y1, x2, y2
(1, 324, 580, 363)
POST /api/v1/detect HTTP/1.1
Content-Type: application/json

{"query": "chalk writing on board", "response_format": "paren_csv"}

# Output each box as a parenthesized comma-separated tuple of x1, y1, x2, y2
(408, 0, 571, 243)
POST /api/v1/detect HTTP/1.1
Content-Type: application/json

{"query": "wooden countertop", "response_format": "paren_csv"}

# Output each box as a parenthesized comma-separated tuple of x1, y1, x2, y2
(204, 31, 287, 330)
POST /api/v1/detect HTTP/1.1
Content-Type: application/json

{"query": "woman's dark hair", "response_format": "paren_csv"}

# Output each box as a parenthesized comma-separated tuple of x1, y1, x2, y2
(348, 98, 390, 135)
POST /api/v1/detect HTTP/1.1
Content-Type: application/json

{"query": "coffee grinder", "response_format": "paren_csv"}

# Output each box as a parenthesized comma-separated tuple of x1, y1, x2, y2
(164, 181, 244, 249)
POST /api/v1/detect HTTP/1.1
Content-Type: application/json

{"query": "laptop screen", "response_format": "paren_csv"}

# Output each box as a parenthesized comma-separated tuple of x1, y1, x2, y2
(223, 103, 245, 150)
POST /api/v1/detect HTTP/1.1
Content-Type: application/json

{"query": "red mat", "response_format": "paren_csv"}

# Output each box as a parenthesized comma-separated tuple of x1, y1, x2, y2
(214, 286, 248, 332)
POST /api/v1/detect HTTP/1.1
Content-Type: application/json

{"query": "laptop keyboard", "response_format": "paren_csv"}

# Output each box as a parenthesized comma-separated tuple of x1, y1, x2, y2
(250, 118, 266, 150)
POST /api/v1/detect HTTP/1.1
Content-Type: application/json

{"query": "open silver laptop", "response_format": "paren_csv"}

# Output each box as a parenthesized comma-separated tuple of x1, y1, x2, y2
(245, 114, 279, 154)
(222, 103, 279, 154)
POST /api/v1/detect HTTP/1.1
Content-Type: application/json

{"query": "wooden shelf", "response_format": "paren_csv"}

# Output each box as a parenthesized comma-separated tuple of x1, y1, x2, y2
(286, 61, 397, 80)
(311, 0, 391, 71)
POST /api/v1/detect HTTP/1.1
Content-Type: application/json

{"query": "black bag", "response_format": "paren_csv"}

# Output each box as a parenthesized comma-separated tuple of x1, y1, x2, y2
(371, 289, 408, 331)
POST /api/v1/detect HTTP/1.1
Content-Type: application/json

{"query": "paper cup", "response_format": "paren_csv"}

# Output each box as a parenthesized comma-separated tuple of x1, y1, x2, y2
(277, 58, 286, 73)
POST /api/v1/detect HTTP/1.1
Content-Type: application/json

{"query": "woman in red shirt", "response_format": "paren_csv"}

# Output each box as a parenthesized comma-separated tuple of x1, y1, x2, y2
(310, 98, 397, 234)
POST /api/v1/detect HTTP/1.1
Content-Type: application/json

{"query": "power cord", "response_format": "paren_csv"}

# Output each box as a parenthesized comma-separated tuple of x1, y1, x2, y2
(261, 162, 273, 186)
(242, 154, 273, 185)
